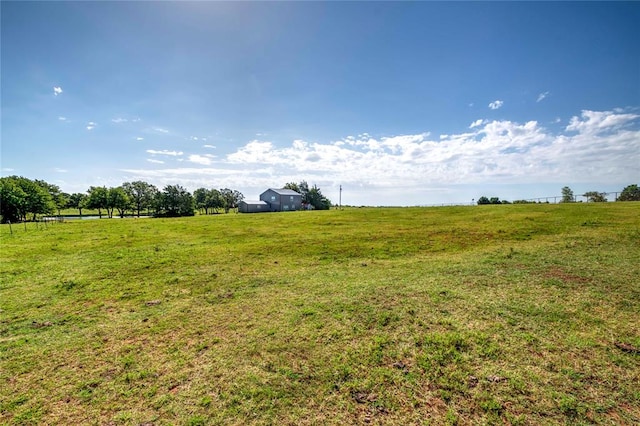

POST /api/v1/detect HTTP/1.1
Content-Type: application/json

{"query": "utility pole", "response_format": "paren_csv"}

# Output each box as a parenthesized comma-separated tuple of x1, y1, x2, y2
(339, 185, 342, 209)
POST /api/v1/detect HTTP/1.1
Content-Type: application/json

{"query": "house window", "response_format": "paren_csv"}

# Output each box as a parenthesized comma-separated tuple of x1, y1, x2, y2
(290, 196, 294, 201)
(271, 195, 276, 201)
(283, 205, 289, 210)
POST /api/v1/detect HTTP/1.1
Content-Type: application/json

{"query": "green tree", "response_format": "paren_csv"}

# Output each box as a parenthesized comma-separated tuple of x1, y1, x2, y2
(157, 185, 194, 217)
(306, 184, 331, 210)
(219, 188, 244, 213)
(618, 184, 640, 201)
(87, 186, 108, 218)
(122, 181, 158, 217)
(193, 188, 209, 215)
(206, 189, 224, 214)
(107, 187, 131, 218)
(583, 191, 607, 202)
(12, 176, 55, 221)
(0, 177, 27, 223)
(561, 186, 574, 203)
(477, 196, 490, 205)
(68, 193, 87, 217)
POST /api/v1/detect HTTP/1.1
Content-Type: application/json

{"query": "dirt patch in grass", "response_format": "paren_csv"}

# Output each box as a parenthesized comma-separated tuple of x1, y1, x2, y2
(542, 266, 592, 284)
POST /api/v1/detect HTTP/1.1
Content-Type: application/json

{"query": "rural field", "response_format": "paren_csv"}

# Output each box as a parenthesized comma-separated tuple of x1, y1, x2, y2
(1, 203, 639, 425)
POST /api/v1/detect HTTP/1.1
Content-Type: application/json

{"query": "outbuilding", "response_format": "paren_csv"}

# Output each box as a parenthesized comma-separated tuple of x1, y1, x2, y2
(238, 200, 269, 213)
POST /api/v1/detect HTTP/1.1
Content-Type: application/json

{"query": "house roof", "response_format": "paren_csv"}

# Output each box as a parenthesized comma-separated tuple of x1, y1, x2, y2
(265, 188, 301, 196)
(240, 200, 268, 205)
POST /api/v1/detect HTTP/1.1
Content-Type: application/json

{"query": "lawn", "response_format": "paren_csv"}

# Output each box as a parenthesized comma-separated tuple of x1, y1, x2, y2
(1, 203, 639, 425)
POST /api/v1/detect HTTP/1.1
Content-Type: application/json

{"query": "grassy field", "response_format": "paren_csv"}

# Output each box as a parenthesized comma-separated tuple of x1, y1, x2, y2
(1, 203, 639, 425)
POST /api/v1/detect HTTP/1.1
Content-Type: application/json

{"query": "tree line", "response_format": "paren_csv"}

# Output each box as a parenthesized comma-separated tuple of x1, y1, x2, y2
(476, 184, 639, 205)
(0, 176, 335, 223)
(0, 176, 246, 223)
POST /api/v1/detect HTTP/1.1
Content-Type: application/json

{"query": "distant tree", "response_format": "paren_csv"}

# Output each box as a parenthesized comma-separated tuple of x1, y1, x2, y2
(283, 182, 300, 193)
(219, 188, 244, 213)
(122, 181, 158, 217)
(206, 189, 224, 213)
(489, 197, 501, 205)
(306, 184, 331, 210)
(561, 186, 574, 203)
(477, 196, 490, 205)
(513, 200, 535, 204)
(68, 193, 87, 217)
(583, 191, 607, 203)
(618, 184, 640, 201)
(193, 188, 209, 215)
(107, 187, 131, 218)
(157, 185, 194, 217)
(86, 186, 108, 218)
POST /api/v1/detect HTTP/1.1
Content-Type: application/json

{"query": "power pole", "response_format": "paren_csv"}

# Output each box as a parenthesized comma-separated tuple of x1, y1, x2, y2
(339, 185, 342, 209)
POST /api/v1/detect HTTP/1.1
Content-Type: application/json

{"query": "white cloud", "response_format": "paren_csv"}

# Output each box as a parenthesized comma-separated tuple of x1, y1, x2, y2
(190, 136, 199, 141)
(53, 168, 68, 173)
(469, 119, 486, 129)
(488, 100, 503, 110)
(146, 149, 183, 156)
(565, 110, 639, 134)
(120, 108, 638, 205)
(53, 86, 63, 96)
(136, 137, 144, 141)
(187, 154, 213, 165)
(153, 127, 169, 134)
(147, 159, 165, 164)
(86, 122, 97, 130)
(2, 168, 15, 172)
(112, 118, 127, 124)
(537, 91, 550, 102)
(58, 116, 67, 121)
(203, 144, 216, 149)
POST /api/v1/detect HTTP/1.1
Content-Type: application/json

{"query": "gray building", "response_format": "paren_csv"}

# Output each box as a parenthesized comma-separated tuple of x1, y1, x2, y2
(238, 200, 269, 213)
(259, 188, 302, 212)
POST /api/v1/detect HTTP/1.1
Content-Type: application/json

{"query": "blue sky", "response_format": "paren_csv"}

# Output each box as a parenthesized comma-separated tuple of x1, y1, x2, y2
(2, 1, 639, 206)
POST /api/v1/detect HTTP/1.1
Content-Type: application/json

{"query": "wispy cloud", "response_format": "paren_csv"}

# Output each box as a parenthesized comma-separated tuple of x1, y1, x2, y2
(58, 116, 68, 121)
(537, 91, 550, 102)
(146, 149, 183, 156)
(86, 122, 97, 130)
(203, 144, 216, 149)
(136, 137, 144, 141)
(147, 159, 165, 164)
(469, 119, 486, 129)
(53, 168, 68, 173)
(488, 100, 503, 110)
(53, 86, 63, 96)
(112, 117, 127, 124)
(153, 127, 169, 134)
(1, 168, 15, 172)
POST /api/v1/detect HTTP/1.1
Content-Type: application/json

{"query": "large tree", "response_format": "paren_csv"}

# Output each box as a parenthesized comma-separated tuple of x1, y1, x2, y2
(306, 184, 331, 210)
(107, 187, 131, 218)
(561, 186, 574, 203)
(219, 188, 244, 213)
(122, 181, 158, 217)
(0, 176, 55, 222)
(156, 185, 195, 217)
(0, 177, 27, 223)
(618, 184, 640, 201)
(86, 186, 108, 218)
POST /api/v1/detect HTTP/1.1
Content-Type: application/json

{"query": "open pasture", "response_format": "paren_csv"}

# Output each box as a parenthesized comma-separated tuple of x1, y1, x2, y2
(1, 204, 639, 425)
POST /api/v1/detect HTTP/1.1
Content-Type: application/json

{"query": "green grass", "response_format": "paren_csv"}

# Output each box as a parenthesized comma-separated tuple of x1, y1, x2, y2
(1, 203, 639, 425)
